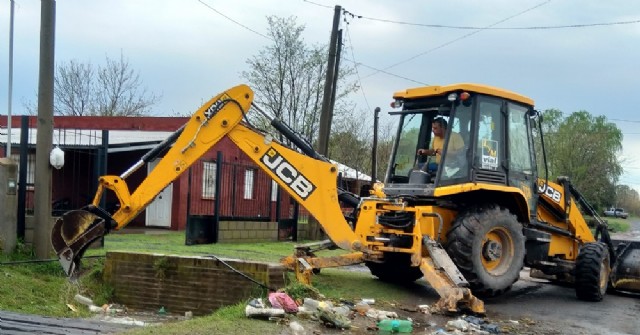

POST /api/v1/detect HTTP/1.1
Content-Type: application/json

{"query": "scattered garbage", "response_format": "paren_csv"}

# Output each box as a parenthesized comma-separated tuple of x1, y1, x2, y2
(184, 311, 193, 320)
(74, 294, 94, 306)
(289, 321, 305, 335)
(66, 303, 78, 312)
(317, 306, 351, 329)
(354, 301, 371, 314)
(378, 319, 413, 333)
(268, 292, 298, 313)
(365, 308, 398, 320)
(245, 298, 286, 319)
(462, 315, 501, 334)
(361, 298, 375, 305)
(446, 318, 469, 332)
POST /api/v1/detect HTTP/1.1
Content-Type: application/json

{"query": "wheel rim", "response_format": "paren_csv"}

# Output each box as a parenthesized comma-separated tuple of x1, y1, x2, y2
(598, 260, 610, 293)
(481, 227, 514, 275)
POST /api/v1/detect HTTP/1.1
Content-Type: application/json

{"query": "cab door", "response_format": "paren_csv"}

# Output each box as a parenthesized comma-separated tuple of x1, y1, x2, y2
(506, 103, 537, 213)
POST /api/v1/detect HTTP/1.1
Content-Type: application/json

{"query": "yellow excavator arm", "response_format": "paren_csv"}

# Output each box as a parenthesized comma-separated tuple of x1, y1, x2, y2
(51, 84, 358, 277)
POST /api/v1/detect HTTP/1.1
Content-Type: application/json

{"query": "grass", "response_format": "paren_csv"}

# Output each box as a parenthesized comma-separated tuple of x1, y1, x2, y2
(0, 242, 111, 317)
(603, 217, 631, 234)
(0, 220, 635, 334)
(84, 231, 345, 262)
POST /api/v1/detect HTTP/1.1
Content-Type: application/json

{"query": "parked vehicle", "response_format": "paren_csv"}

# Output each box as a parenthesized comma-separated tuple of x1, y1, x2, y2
(603, 207, 629, 219)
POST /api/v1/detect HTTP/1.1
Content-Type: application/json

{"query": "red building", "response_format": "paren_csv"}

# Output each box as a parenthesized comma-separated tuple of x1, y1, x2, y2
(0, 115, 293, 233)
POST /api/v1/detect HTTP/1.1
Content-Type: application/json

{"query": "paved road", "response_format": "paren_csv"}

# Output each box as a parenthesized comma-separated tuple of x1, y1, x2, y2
(0, 310, 133, 335)
(489, 218, 640, 335)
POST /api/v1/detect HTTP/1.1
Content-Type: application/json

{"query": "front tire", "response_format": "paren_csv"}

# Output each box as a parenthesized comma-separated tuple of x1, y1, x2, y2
(575, 242, 610, 301)
(445, 205, 525, 296)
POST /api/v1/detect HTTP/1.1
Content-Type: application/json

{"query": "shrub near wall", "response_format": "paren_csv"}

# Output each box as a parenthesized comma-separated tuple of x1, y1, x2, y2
(103, 252, 287, 315)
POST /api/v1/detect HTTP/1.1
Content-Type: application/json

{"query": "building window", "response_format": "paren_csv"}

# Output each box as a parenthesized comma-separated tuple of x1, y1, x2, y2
(244, 169, 255, 199)
(271, 180, 278, 201)
(202, 161, 216, 199)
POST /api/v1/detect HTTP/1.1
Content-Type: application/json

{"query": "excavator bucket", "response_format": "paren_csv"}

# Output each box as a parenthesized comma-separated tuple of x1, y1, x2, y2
(51, 207, 112, 277)
(611, 240, 640, 293)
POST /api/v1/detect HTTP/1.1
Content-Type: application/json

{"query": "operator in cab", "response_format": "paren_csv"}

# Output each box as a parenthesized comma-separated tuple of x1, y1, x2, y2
(417, 117, 464, 172)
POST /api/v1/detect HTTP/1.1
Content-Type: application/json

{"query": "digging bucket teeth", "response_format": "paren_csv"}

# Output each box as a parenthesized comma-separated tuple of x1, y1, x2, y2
(50, 206, 115, 278)
(611, 240, 640, 293)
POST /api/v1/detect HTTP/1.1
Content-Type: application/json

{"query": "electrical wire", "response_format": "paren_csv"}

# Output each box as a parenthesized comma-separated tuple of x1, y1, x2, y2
(353, 14, 640, 31)
(362, 0, 552, 78)
(204, 254, 276, 291)
(344, 24, 371, 112)
(197, 0, 272, 40)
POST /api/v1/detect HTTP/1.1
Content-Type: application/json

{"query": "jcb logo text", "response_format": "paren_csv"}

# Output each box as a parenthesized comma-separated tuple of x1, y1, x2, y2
(538, 183, 561, 203)
(262, 148, 316, 200)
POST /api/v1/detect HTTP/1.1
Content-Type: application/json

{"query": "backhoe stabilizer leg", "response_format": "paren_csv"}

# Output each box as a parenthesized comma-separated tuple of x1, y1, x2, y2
(281, 252, 364, 285)
(420, 238, 485, 314)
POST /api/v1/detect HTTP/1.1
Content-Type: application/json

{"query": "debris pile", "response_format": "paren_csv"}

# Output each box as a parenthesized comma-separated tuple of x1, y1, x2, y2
(244, 291, 510, 334)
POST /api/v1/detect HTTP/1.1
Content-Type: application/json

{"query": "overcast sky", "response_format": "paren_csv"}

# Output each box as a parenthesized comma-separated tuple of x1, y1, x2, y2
(1, 0, 640, 193)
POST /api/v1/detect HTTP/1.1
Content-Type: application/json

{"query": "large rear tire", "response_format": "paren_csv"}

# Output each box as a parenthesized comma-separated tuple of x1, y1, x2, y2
(575, 242, 610, 301)
(445, 205, 525, 296)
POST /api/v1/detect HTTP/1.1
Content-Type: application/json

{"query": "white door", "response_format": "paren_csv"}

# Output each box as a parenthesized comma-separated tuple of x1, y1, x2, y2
(146, 159, 173, 227)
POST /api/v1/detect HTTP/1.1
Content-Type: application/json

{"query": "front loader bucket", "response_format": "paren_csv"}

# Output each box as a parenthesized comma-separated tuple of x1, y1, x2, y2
(611, 240, 640, 293)
(51, 207, 111, 277)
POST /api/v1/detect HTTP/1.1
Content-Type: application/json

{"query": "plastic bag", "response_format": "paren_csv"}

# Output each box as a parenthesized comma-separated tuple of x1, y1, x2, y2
(268, 292, 298, 313)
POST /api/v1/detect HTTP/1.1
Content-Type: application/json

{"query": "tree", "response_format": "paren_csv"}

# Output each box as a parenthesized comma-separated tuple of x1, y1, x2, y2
(54, 60, 94, 116)
(51, 54, 159, 116)
(93, 54, 160, 116)
(329, 110, 371, 179)
(242, 16, 356, 146)
(615, 185, 640, 216)
(536, 110, 623, 209)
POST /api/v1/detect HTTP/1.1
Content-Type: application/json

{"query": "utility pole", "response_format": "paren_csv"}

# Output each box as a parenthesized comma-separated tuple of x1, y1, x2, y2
(371, 107, 380, 185)
(6, 0, 15, 157)
(317, 5, 341, 157)
(309, 5, 341, 240)
(34, 0, 56, 259)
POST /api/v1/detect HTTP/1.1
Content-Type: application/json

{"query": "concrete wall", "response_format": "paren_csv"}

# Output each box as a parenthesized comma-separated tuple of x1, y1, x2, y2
(0, 158, 18, 253)
(103, 252, 287, 316)
(217, 221, 308, 243)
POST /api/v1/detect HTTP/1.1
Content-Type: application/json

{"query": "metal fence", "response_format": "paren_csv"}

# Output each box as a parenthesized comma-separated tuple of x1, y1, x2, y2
(187, 158, 283, 221)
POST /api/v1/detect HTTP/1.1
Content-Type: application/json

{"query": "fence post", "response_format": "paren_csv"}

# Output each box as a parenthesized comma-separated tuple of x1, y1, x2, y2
(16, 115, 28, 240)
(214, 151, 223, 243)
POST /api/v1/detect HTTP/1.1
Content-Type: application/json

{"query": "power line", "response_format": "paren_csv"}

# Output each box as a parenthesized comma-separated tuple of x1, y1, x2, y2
(302, 0, 333, 9)
(343, 59, 427, 85)
(360, 0, 552, 79)
(354, 15, 640, 31)
(197, 0, 271, 40)
(344, 24, 370, 111)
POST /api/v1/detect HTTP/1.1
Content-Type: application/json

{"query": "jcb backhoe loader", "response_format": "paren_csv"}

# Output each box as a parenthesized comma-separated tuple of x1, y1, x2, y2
(51, 83, 640, 315)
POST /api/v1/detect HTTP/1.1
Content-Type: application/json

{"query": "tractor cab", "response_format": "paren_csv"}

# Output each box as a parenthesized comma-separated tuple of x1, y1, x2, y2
(384, 83, 537, 201)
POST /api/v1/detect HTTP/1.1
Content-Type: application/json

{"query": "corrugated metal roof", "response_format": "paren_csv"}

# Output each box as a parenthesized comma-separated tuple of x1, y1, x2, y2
(1, 127, 373, 181)
(0, 128, 173, 147)
(330, 159, 373, 182)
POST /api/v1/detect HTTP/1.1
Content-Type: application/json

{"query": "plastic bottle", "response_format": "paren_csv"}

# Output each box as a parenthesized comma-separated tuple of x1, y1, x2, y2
(377, 319, 413, 333)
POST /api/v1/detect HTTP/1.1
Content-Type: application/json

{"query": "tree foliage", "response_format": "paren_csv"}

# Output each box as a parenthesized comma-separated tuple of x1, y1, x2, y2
(535, 109, 624, 209)
(52, 54, 159, 116)
(242, 16, 357, 145)
(328, 111, 371, 179)
(615, 184, 640, 216)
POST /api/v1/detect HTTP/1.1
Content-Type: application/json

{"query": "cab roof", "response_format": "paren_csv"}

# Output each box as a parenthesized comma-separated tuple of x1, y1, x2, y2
(393, 83, 534, 106)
